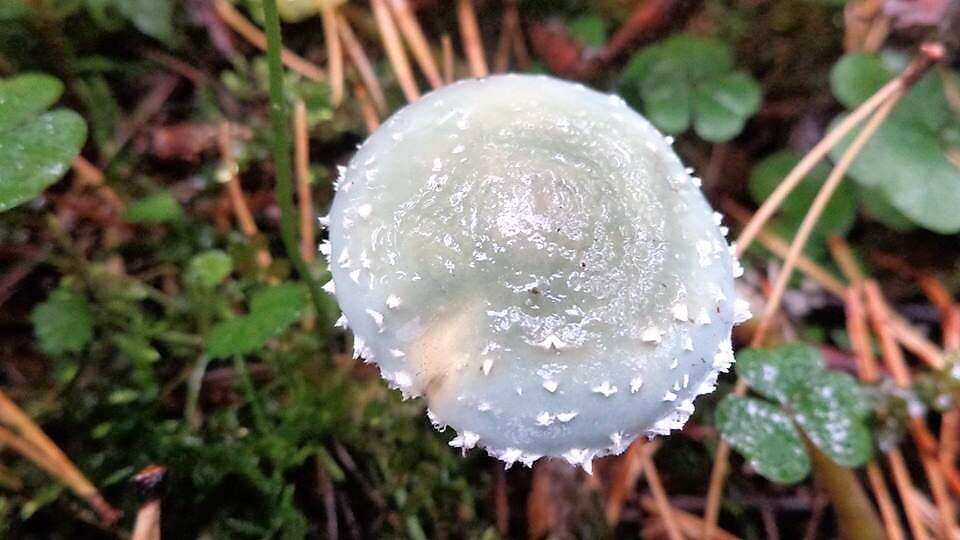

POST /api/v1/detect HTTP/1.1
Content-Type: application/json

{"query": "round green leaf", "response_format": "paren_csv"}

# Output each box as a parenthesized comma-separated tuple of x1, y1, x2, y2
(125, 191, 184, 223)
(0, 109, 87, 212)
(736, 343, 825, 405)
(693, 72, 762, 142)
(830, 54, 891, 108)
(31, 288, 94, 355)
(716, 395, 810, 484)
(792, 370, 874, 467)
(0, 73, 64, 131)
(187, 250, 234, 288)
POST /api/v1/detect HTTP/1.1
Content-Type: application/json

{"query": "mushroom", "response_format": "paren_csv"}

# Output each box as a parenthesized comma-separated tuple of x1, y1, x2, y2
(323, 74, 750, 471)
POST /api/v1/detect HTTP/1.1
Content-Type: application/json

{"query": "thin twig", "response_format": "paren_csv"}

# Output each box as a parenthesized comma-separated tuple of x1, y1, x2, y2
(212, 0, 326, 82)
(840, 285, 906, 540)
(217, 122, 272, 269)
(494, 2, 518, 73)
(353, 83, 381, 133)
(724, 201, 846, 297)
(441, 33, 455, 84)
(370, 0, 420, 102)
(865, 281, 960, 538)
(639, 445, 683, 540)
(387, 0, 443, 88)
(337, 13, 388, 114)
(605, 440, 659, 525)
(736, 43, 945, 257)
(0, 392, 119, 524)
(750, 91, 902, 346)
(320, 3, 344, 106)
(293, 100, 315, 263)
(457, 0, 487, 77)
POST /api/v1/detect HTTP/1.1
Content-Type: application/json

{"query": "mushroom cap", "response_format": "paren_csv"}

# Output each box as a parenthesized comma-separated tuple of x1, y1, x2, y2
(326, 74, 747, 469)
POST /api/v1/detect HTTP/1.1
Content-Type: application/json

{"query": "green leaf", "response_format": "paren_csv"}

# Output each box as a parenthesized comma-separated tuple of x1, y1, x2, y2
(749, 150, 856, 237)
(640, 71, 691, 134)
(207, 283, 308, 359)
(0, 73, 87, 212)
(858, 184, 915, 231)
(736, 343, 825, 404)
(792, 370, 873, 467)
(830, 54, 891, 108)
(125, 191, 184, 223)
(716, 395, 810, 484)
(31, 288, 94, 355)
(737, 344, 874, 468)
(0, 73, 63, 132)
(114, 0, 174, 42)
(568, 15, 607, 47)
(187, 250, 234, 288)
(276, 0, 320, 22)
(693, 72, 761, 141)
(621, 34, 759, 141)
(831, 65, 960, 234)
(0, 0, 29, 20)
(249, 282, 308, 333)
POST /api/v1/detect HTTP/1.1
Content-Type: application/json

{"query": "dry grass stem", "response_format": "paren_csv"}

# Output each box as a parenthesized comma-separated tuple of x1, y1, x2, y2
(217, 122, 271, 268)
(387, 0, 443, 88)
(320, 3, 344, 106)
(457, 0, 488, 77)
(441, 33, 455, 84)
(639, 445, 683, 540)
(370, 0, 420, 102)
(337, 14, 388, 114)
(212, 0, 326, 82)
(293, 101, 315, 263)
(353, 83, 381, 133)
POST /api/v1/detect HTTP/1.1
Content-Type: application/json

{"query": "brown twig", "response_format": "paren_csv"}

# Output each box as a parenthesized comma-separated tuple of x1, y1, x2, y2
(337, 13, 388, 114)
(605, 440, 660, 526)
(441, 33, 455, 84)
(724, 201, 846, 297)
(736, 43, 945, 257)
(370, 0, 420, 102)
(457, 0, 487, 77)
(293, 100, 315, 263)
(353, 83, 381, 133)
(865, 281, 960, 538)
(387, 0, 443, 88)
(211, 0, 326, 82)
(840, 286, 907, 540)
(0, 392, 119, 525)
(494, 1, 518, 73)
(639, 445, 683, 540)
(320, 3, 344, 106)
(217, 122, 271, 268)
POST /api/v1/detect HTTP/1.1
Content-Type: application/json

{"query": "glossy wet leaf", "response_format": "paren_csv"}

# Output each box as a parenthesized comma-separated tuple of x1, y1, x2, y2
(621, 34, 760, 141)
(736, 343, 825, 404)
(31, 288, 94, 355)
(207, 283, 308, 359)
(716, 395, 810, 484)
(0, 73, 87, 212)
(749, 150, 856, 237)
(792, 370, 873, 467)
